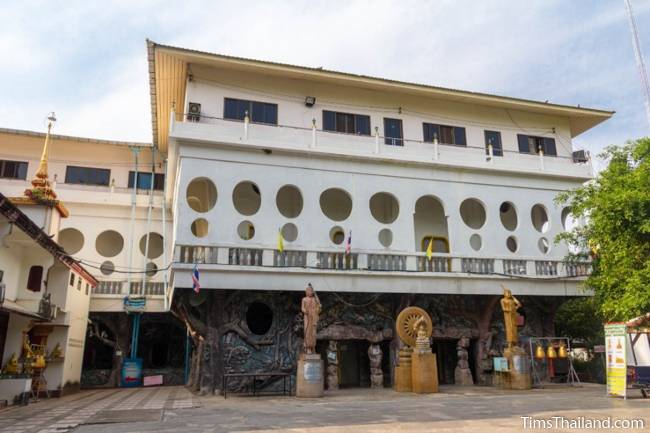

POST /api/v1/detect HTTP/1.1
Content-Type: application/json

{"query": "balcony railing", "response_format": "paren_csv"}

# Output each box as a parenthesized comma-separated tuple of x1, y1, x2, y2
(172, 113, 591, 177)
(173, 245, 590, 279)
(93, 280, 165, 296)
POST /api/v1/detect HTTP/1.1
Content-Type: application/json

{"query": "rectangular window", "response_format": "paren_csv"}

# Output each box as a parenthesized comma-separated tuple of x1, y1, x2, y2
(65, 166, 111, 186)
(0, 160, 28, 179)
(27, 266, 43, 292)
(517, 134, 557, 156)
(69, 273, 75, 287)
(128, 172, 165, 190)
(322, 110, 371, 135)
(383, 118, 403, 146)
(423, 123, 466, 146)
(484, 130, 503, 156)
(223, 98, 278, 124)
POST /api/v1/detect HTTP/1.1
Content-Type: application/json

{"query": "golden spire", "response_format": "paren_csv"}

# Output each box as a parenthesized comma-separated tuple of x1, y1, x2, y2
(11, 112, 69, 218)
(35, 113, 56, 179)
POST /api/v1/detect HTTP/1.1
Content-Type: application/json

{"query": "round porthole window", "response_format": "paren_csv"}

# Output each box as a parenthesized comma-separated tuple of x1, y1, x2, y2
(506, 236, 518, 253)
(499, 202, 518, 231)
(378, 228, 393, 247)
(320, 188, 352, 221)
(237, 221, 255, 240)
(246, 301, 273, 335)
(531, 204, 550, 233)
(538, 237, 550, 254)
(186, 177, 217, 213)
(281, 223, 298, 242)
(460, 198, 486, 229)
(469, 234, 482, 251)
(329, 226, 345, 245)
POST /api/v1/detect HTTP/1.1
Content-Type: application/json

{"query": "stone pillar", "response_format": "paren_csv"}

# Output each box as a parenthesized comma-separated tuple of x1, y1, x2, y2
(326, 341, 338, 390)
(368, 343, 383, 388)
(454, 337, 474, 386)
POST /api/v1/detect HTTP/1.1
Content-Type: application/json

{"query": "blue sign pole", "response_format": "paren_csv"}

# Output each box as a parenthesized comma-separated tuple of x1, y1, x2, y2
(130, 313, 141, 358)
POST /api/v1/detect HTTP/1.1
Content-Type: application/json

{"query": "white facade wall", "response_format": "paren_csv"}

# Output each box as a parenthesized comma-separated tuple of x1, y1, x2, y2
(166, 65, 596, 297)
(0, 132, 173, 311)
(175, 145, 574, 260)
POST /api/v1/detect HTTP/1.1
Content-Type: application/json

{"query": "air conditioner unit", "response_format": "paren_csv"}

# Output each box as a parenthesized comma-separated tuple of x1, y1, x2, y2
(572, 150, 588, 163)
(187, 102, 201, 122)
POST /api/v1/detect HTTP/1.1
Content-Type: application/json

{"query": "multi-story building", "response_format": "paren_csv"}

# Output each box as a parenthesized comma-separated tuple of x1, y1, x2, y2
(146, 41, 612, 392)
(0, 123, 99, 402)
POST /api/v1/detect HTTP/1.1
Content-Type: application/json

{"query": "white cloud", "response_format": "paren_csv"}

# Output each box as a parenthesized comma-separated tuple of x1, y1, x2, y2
(0, 0, 648, 154)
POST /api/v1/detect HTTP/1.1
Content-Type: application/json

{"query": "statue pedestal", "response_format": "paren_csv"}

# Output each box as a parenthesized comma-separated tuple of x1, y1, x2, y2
(504, 348, 531, 390)
(411, 351, 438, 393)
(296, 354, 324, 398)
(394, 348, 412, 392)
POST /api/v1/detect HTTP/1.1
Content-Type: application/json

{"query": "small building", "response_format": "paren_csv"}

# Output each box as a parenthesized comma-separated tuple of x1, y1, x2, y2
(0, 123, 98, 402)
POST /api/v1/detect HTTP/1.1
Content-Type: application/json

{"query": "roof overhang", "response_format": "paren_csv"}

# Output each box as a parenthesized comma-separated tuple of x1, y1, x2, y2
(147, 40, 614, 153)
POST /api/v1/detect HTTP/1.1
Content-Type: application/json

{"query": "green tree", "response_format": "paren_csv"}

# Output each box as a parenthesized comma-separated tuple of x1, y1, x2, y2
(555, 297, 603, 347)
(556, 138, 650, 321)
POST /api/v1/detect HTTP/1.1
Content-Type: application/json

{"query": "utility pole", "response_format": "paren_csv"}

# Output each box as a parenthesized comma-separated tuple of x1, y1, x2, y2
(624, 0, 650, 127)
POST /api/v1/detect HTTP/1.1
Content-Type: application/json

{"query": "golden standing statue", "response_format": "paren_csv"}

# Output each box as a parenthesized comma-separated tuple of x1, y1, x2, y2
(301, 283, 321, 355)
(501, 287, 522, 350)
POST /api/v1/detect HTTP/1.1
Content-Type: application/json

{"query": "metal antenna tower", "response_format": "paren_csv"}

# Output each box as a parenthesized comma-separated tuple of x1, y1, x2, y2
(625, 0, 650, 126)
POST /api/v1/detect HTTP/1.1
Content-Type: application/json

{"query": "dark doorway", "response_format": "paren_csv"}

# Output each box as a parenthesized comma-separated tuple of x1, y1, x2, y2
(337, 340, 370, 388)
(431, 339, 458, 384)
(468, 338, 478, 383)
(0, 312, 8, 366)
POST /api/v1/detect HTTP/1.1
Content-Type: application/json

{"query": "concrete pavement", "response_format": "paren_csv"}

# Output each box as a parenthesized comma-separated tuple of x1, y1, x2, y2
(0, 384, 648, 433)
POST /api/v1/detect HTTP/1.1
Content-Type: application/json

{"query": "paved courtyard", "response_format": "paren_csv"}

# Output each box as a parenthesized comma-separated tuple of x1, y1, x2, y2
(0, 384, 648, 433)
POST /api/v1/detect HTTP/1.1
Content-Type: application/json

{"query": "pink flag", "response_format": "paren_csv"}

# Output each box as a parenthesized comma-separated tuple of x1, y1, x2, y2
(345, 230, 352, 255)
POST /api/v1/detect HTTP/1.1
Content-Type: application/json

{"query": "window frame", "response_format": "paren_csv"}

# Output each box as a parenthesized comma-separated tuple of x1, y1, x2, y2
(422, 123, 466, 146)
(27, 266, 43, 292)
(517, 134, 557, 156)
(128, 171, 165, 191)
(383, 118, 404, 146)
(484, 130, 503, 157)
(0, 159, 28, 180)
(223, 97, 278, 125)
(322, 110, 371, 136)
(64, 166, 111, 186)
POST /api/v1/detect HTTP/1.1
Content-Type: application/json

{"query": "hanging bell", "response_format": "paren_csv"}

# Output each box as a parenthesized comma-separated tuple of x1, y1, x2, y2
(547, 344, 557, 359)
(558, 342, 568, 358)
(535, 344, 546, 359)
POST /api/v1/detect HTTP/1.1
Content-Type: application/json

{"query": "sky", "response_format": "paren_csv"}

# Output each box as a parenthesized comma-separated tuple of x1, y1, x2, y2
(1, 0, 649, 169)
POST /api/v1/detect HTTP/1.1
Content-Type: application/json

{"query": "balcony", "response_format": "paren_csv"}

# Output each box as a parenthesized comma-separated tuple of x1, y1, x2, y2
(89, 280, 170, 313)
(169, 114, 592, 180)
(172, 244, 591, 297)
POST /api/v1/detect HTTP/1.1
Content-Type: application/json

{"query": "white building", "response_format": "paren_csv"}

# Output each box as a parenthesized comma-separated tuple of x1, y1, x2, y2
(146, 41, 612, 391)
(0, 125, 178, 392)
(0, 40, 613, 395)
(0, 125, 98, 402)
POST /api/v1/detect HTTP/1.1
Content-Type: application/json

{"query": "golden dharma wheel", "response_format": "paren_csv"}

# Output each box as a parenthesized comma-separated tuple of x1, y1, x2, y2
(396, 306, 433, 347)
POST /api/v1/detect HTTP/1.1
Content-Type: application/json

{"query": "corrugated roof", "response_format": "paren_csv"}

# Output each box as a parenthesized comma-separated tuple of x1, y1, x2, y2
(0, 127, 151, 148)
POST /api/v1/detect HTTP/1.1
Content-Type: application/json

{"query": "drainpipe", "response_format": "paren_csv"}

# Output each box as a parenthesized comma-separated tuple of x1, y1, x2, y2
(127, 147, 141, 296)
(162, 158, 169, 311)
(141, 147, 156, 291)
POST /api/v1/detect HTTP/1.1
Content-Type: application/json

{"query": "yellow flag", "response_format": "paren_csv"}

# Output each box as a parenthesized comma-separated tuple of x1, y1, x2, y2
(277, 229, 284, 253)
(426, 238, 433, 260)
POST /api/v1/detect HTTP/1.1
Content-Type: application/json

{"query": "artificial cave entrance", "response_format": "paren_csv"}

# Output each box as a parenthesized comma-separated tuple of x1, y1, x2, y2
(166, 290, 565, 395)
